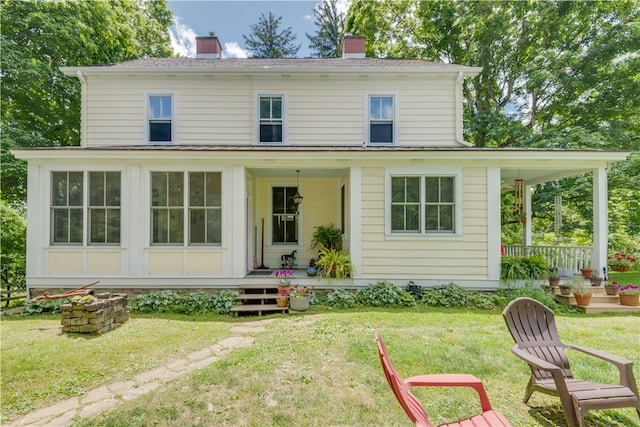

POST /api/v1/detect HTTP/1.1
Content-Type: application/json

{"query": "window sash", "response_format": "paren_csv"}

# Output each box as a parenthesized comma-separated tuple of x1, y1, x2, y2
(272, 186, 298, 244)
(369, 96, 394, 144)
(148, 96, 173, 142)
(88, 172, 121, 245)
(390, 175, 456, 234)
(51, 172, 83, 244)
(259, 96, 283, 143)
(151, 171, 222, 246)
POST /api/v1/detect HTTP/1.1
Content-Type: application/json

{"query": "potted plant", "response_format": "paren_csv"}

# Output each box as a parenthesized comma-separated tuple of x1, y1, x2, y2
(314, 246, 354, 280)
(604, 281, 619, 296)
(580, 267, 594, 279)
(589, 271, 604, 287)
(310, 224, 343, 252)
(608, 252, 636, 272)
(569, 275, 591, 306)
(617, 284, 640, 306)
(289, 284, 311, 311)
(275, 288, 289, 307)
(274, 269, 293, 288)
(548, 267, 561, 287)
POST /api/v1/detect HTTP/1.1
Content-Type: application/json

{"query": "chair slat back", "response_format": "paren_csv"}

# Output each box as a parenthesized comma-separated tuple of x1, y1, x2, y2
(503, 298, 573, 380)
(375, 331, 432, 427)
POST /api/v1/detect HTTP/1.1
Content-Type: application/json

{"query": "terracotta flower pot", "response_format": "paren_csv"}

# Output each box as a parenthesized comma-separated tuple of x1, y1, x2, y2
(605, 286, 619, 296)
(573, 293, 592, 306)
(580, 268, 594, 279)
(619, 294, 639, 307)
(276, 297, 289, 307)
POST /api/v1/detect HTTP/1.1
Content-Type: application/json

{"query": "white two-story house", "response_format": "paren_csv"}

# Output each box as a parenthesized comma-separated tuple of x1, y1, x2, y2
(13, 34, 629, 296)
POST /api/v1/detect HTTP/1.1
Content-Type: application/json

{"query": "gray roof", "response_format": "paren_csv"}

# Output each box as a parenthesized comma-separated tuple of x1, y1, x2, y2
(61, 57, 483, 76)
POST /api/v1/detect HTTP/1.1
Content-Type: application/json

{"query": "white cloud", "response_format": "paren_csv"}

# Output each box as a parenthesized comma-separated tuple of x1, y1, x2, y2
(169, 16, 196, 58)
(223, 42, 249, 59)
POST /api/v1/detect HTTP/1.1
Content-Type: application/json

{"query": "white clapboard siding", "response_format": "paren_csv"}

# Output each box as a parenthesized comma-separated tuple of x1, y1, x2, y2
(359, 166, 489, 278)
(83, 76, 458, 148)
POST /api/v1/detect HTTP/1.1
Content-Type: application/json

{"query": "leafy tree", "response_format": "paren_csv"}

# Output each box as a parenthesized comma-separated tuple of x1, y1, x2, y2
(0, 201, 26, 283)
(1, 0, 174, 204)
(243, 11, 300, 58)
(306, 0, 345, 58)
(345, 0, 640, 248)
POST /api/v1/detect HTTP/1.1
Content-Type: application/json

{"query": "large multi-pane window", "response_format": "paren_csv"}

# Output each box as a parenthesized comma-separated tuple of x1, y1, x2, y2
(89, 172, 121, 244)
(272, 186, 298, 244)
(51, 171, 121, 245)
(369, 95, 394, 144)
(259, 95, 283, 143)
(390, 175, 457, 234)
(148, 95, 172, 142)
(151, 171, 222, 245)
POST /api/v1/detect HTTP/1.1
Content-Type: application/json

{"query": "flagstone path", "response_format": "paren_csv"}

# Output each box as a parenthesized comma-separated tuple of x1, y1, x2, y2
(7, 319, 275, 427)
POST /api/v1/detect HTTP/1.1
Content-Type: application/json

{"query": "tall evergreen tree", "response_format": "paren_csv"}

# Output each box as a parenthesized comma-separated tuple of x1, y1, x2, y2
(307, 0, 345, 58)
(243, 11, 300, 58)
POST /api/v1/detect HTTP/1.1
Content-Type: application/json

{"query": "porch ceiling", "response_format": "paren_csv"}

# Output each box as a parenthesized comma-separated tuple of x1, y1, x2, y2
(501, 167, 599, 191)
(248, 168, 346, 178)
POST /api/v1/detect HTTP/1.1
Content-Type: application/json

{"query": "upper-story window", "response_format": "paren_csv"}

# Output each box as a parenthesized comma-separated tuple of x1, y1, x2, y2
(51, 171, 121, 245)
(148, 95, 173, 143)
(368, 94, 397, 145)
(256, 93, 286, 144)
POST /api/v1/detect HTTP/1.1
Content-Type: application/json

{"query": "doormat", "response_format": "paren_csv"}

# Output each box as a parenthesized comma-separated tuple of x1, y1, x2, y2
(247, 270, 274, 276)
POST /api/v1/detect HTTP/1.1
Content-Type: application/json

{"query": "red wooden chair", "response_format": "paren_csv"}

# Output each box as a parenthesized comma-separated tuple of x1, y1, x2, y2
(503, 297, 640, 427)
(375, 331, 512, 427)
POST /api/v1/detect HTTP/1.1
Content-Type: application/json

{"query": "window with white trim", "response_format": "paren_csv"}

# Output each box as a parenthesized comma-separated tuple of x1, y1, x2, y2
(272, 186, 298, 244)
(148, 95, 173, 143)
(368, 95, 395, 144)
(389, 172, 458, 235)
(89, 172, 121, 244)
(257, 93, 285, 144)
(51, 171, 121, 245)
(151, 171, 222, 245)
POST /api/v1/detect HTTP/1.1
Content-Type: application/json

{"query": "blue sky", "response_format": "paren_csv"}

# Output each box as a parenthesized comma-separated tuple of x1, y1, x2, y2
(167, 1, 349, 58)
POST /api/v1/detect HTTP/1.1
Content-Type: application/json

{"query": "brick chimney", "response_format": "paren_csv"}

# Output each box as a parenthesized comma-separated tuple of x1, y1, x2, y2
(342, 35, 366, 59)
(196, 32, 222, 59)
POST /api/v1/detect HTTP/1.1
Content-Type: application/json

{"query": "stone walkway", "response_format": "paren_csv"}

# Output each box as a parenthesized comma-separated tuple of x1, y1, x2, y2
(7, 319, 275, 427)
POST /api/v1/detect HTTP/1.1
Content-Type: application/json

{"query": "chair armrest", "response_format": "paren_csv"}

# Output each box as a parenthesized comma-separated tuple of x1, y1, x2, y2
(404, 373, 493, 412)
(511, 346, 563, 372)
(567, 344, 637, 390)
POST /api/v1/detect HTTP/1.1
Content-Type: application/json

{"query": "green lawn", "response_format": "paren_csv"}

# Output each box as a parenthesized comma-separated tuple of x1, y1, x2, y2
(2, 307, 639, 426)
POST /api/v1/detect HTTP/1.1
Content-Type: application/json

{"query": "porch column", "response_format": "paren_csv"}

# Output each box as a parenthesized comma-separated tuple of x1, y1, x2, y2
(522, 185, 533, 248)
(592, 167, 608, 278)
(230, 166, 247, 278)
(349, 167, 362, 277)
(487, 167, 501, 280)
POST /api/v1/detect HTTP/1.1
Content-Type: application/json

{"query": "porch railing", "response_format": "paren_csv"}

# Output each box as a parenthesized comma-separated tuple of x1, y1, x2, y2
(503, 245, 593, 274)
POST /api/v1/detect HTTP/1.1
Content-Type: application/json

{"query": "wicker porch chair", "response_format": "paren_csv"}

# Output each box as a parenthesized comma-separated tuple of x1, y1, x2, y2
(503, 297, 640, 427)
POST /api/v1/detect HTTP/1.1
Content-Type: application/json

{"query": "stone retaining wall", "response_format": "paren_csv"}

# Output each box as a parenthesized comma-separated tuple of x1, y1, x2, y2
(60, 295, 129, 334)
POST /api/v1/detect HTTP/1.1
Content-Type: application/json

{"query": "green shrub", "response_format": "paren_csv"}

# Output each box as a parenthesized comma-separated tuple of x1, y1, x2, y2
(495, 283, 578, 314)
(356, 281, 416, 307)
(324, 288, 357, 308)
(420, 283, 498, 309)
(24, 298, 71, 315)
(129, 290, 238, 315)
(501, 254, 549, 280)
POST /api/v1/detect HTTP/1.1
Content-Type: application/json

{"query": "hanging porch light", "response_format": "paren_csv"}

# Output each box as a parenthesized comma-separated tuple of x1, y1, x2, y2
(292, 170, 303, 207)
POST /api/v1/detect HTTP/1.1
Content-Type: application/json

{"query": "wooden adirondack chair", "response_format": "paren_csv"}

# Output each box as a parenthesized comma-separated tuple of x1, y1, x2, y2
(503, 297, 640, 427)
(374, 331, 512, 427)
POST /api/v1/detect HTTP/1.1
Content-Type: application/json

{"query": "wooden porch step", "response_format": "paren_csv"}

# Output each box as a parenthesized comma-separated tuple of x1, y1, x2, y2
(231, 304, 288, 316)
